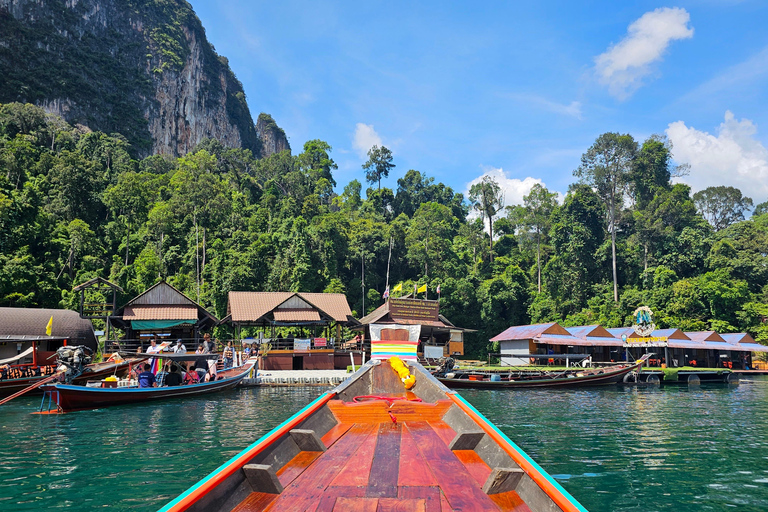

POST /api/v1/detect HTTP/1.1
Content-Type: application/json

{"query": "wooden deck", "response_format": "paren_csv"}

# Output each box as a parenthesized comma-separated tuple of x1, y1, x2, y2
(232, 398, 531, 512)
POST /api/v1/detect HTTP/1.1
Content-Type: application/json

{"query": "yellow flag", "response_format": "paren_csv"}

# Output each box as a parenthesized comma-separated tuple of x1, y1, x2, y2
(417, 283, 427, 294)
(393, 282, 402, 293)
(46, 315, 53, 336)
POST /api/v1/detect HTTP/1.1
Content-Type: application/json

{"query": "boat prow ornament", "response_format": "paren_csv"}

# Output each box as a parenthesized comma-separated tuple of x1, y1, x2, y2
(632, 306, 655, 337)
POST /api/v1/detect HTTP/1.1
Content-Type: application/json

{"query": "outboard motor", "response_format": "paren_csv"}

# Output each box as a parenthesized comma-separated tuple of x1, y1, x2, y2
(433, 357, 455, 377)
(55, 345, 93, 383)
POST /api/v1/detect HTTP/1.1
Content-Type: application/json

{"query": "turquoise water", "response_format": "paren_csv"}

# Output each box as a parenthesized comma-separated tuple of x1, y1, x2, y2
(1, 379, 767, 511)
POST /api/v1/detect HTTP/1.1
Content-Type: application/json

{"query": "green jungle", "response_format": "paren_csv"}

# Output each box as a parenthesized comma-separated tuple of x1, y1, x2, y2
(1, 102, 767, 356)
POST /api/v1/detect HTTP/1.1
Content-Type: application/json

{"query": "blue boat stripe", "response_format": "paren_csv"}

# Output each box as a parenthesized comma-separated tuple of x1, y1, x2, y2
(453, 393, 589, 512)
(157, 391, 334, 512)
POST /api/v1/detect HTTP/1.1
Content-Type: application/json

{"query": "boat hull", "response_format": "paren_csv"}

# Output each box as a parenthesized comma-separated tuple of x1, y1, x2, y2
(40, 359, 255, 412)
(437, 362, 640, 389)
(158, 359, 588, 512)
(0, 358, 143, 397)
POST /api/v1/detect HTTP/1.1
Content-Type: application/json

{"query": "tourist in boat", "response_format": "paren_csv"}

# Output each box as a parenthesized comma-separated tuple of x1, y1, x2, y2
(242, 341, 251, 359)
(194, 348, 209, 382)
(223, 341, 234, 369)
(183, 365, 199, 385)
(202, 333, 215, 354)
(155, 362, 169, 386)
(164, 364, 183, 387)
(146, 337, 162, 373)
(137, 363, 156, 388)
(173, 338, 186, 353)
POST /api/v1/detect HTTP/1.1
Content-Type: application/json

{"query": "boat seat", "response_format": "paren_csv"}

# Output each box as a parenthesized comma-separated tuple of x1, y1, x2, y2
(448, 430, 485, 451)
(289, 428, 326, 452)
(242, 464, 283, 494)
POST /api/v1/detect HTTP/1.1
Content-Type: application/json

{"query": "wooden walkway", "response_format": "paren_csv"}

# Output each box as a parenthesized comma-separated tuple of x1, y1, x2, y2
(233, 399, 531, 512)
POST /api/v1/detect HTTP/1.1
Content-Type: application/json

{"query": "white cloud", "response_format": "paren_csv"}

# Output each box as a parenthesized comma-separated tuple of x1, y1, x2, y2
(666, 111, 768, 204)
(465, 167, 564, 210)
(595, 7, 693, 99)
(352, 123, 382, 159)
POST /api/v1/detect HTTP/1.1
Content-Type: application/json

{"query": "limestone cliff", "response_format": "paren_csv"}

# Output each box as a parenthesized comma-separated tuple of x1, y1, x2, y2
(0, 0, 269, 158)
(256, 113, 291, 157)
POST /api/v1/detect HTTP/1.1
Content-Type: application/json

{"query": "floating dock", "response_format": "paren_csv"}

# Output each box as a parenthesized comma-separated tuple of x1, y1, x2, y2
(241, 369, 350, 386)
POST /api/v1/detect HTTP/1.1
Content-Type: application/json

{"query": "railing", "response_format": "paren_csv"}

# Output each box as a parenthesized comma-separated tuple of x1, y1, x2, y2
(106, 338, 371, 354)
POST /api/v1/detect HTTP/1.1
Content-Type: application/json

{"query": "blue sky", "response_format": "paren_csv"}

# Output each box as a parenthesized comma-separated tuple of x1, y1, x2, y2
(191, 1, 768, 206)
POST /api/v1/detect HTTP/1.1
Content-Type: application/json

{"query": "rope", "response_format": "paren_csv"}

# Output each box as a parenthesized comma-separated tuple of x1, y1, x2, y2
(0, 371, 63, 406)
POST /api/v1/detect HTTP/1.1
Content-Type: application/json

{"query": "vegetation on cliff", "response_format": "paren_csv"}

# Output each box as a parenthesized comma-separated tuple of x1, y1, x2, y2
(1, 103, 767, 355)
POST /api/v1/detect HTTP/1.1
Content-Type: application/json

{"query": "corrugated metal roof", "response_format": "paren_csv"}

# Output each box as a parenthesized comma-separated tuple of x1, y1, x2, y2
(684, 331, 725, 343)
(566, 325, 617, 340)
(123, 305, 198, 320)
(605, 327, 635, 338)
(738, 343, 768, 353)
(273, 309, 321, 322)
(647, 328, 689, 340)
(534, 334, 590, 346)
(721, 333, 756, 345)
(490, 323, 569, 342)
(359, 303, 389, 325)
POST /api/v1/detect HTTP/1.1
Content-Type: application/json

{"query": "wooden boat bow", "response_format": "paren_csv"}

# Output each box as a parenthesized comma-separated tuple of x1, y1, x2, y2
(159, 359, 587, 512)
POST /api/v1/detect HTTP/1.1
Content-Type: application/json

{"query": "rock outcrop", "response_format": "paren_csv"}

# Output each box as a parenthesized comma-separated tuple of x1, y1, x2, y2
(256, 113, 291, 157)
(0, 0, 270, 158)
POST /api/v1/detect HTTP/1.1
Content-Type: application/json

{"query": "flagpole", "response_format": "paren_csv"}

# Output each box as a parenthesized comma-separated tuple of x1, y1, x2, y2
(385, 237, 393, 302)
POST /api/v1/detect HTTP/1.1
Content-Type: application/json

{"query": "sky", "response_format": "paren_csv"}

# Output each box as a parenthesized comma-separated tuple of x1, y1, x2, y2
(190, 0, 768, 207)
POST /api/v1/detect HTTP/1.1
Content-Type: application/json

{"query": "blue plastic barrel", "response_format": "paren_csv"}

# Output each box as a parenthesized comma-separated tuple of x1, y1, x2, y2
(490, 374, 501, 382)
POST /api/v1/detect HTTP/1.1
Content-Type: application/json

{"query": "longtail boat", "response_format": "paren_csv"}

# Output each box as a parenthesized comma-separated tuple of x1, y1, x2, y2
(37, 357, 256, 413)
(159, 357, 587, 512)
(436, 357, 647, 389)
(0, 357, 143, 398)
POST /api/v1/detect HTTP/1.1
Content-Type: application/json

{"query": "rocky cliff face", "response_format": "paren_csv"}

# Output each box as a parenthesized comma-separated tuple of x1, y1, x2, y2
(0, 0, 267, 158)
(256, 113, 291, 157)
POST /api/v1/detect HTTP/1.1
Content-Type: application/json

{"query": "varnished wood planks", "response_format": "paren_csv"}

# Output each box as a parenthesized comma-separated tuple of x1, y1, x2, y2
(230, 492, 278, 512)
(452, 450, 492, 487)
(321, 423, 353, 448)
(327, 399, 453, 424)
(398, 486, 440, 512)
(407, 422, 499, 511)
(367, 423, 402, 498)
(276, 450, 322, 488)
(487, 490, 532, 512)
(264, 423, 375, 511)
(330, 428, 378, 487)
(398, 428, 438, 487)
(333, 496, 379, 512)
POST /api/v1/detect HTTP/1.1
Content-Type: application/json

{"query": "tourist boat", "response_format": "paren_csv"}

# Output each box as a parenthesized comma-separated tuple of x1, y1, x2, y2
(37, 357, 257, 413)
(0, 357, 144, 398)
(158, 357, 587, 512)
(435, 355, 649, 389)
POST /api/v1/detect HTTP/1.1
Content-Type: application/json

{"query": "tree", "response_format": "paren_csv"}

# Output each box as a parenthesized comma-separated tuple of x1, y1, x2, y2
(693, 186, 754, 231)
(574, 132, 637, 302)
(362, 145, 394, 190)
(520, 183, 558, 292)
(468, 175, 504, 262)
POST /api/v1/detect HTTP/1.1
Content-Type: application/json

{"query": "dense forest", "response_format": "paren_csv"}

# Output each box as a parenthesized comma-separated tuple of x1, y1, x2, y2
(1, 102, 767, 356)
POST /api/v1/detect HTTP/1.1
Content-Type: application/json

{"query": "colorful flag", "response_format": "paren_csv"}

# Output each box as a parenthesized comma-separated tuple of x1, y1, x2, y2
(383, 285, 389, 299)
(45, 315, 53, 336)
(393, 282, 402, 293)
(417, 283, 427, 294)
(436, 284, 441, 295)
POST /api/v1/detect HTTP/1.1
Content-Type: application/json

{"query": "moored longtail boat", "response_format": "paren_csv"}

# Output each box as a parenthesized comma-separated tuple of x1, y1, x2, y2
(159, 358, 587, 512)
(437, 357, 647, 389)
(38, 357, 256, 413)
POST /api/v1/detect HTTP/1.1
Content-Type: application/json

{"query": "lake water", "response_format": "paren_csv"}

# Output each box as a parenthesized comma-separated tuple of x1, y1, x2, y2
(1, 378, 767, 511)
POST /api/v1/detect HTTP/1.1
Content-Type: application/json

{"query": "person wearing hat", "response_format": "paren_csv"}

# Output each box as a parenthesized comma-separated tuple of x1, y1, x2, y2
(173, 338, 186, 354)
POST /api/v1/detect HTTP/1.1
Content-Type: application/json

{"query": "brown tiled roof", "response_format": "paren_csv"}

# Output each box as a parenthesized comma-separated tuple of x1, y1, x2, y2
(359, 303, 390, 325)
(123, 305, 198, 321)
(227, 292, 353, 323)
(273, 309, 322, 322)
(298, 293, 353, 322)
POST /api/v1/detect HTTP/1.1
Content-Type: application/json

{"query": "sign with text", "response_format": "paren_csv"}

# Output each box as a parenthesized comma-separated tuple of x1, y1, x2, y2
(293, 339, 311, 352)
(389, 298, 439, 322)
(623, 336, 668, 347)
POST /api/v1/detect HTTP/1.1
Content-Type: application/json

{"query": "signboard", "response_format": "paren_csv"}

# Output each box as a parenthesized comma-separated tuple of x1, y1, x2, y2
(293, 339, 311, 352)
(623, 336, 668, 348)
(389, 298, 439, 322)
(632, 306, 656, 337)
(313, 337, 327, 348)
(423, 345, 444, 359)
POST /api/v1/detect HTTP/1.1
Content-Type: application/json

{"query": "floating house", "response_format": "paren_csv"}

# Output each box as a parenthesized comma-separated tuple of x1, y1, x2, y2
(221, 291, 358, 370)
(357, 297, 473, 359)
(491, 321, 768, 368)
(110, 281, 218, 347)
(0, 307, 97, 365)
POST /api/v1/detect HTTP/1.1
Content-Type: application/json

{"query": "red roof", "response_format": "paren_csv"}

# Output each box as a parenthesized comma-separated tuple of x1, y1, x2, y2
(123, 305, 198, 321)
